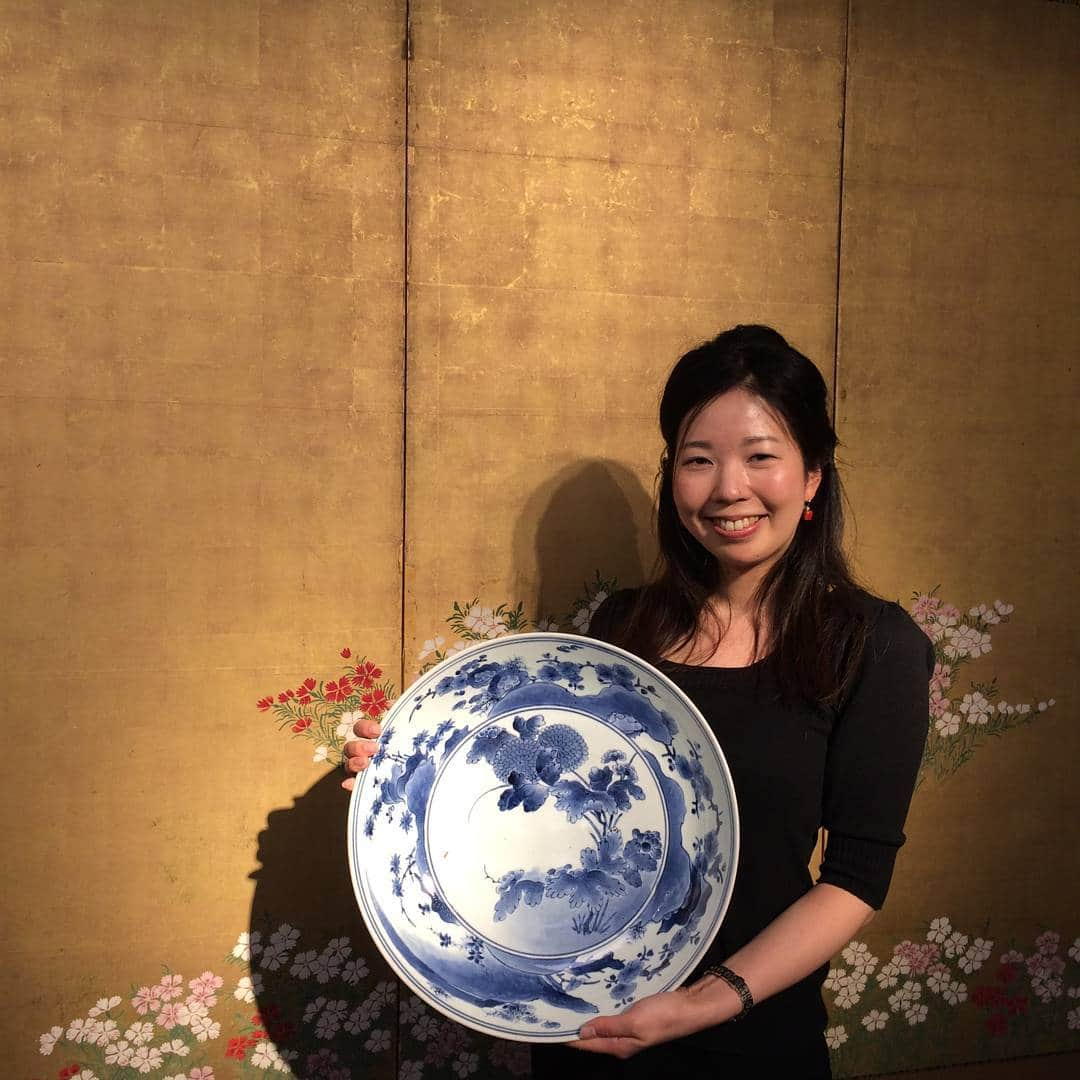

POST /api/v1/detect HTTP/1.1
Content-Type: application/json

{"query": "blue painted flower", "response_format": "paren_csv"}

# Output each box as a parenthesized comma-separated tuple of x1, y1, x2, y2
(538, 660, 584, 687)
(595, 663, 636, 690)
(538, 724, 587, 772)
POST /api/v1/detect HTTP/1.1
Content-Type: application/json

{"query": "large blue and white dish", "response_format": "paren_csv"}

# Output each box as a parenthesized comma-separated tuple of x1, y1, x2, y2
(347, 633, 739, 1042)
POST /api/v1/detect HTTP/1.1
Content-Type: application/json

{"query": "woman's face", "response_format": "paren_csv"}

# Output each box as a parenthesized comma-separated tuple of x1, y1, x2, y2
(672, 388, 821, 586)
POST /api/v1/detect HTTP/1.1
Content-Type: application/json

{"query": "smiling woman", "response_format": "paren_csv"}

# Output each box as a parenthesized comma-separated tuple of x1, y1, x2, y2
(346, 326, 934, 1079)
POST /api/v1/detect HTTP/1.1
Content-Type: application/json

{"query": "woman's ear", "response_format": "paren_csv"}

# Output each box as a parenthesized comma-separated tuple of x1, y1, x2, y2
(804, 467, 823, 503)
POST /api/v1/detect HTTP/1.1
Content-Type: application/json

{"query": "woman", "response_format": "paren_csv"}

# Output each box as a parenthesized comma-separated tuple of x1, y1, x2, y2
(344, 325, 932, 1078)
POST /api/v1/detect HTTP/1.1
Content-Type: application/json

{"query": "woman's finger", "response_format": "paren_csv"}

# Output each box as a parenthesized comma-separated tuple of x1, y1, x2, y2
(343, 739, 380, 770)
(351, 717, 382, 740)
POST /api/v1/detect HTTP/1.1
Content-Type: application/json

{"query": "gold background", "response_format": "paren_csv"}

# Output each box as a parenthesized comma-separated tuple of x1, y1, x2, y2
(2, 0, 1077, 1076)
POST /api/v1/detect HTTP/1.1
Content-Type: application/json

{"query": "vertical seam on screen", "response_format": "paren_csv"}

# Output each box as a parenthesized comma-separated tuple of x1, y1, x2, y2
(833, 0, 852, 430)
(397, 2, 412, 1070)
(400, 0, 412, 700)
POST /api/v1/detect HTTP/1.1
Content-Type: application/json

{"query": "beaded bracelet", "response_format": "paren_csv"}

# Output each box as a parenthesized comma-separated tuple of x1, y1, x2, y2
(704, 963, 754, 1021)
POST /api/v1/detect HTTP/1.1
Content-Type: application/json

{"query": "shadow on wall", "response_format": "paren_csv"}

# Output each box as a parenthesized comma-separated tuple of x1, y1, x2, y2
(512, 459, 656, 623)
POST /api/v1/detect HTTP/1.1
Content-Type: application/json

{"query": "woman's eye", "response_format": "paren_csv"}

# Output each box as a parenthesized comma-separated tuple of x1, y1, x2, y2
(749, 454, 775, 462)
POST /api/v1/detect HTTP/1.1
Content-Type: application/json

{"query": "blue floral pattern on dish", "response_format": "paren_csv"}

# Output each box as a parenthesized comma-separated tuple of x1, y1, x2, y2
(348, 634, 738, 1043)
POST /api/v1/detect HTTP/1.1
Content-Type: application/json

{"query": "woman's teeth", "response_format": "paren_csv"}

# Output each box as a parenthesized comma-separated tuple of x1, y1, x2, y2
(716, 516, 763, 532)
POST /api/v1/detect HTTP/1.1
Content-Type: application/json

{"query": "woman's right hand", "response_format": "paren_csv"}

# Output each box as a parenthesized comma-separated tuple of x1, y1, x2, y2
(341, 716, 383, 791)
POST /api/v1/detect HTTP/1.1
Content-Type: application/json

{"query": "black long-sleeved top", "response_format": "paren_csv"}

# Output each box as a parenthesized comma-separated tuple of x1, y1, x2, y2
(574, 585, 933, 1062)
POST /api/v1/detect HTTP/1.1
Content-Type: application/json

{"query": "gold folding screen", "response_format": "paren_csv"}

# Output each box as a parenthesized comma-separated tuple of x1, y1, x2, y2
(2, 1, 1077, 1077)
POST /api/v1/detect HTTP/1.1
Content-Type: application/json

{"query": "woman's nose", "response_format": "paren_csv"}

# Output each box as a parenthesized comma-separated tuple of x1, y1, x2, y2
(713, 461, 748, 502)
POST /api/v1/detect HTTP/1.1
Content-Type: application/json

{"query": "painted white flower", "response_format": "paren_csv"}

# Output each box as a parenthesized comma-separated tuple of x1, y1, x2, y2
(935, 713, 961, 737)
(1068, 1007, 1080, 1031)
(1036, 930, 1061, 955)
(943, 980, 968, 1005)
(270, 923, 300, 949)
(824, 967, 846, 991)
(105, 1040, 134, 1066)
(91, 1018, 119, 1046)
(366, 1027, 393, 1053)
(342, 957, 370, 985)
(418, 635, 446, 660)
(234, 973, 262, 1002)
(905, 1003, 929, 1025)
(260, 943, 290, 971)
(927, 917, 952, 944)
(38, 1025, 63, 1055)
(304, 996, 328, 1023)
(876, 961, 900, 989)
(1001, 949, 1025, 964)
(993, 599, 1014, 616)
(66, 1017, 91, 1043)
(125, 1021, 155, 1046)
(861, 1009, 888, 1031)
(88, 996, 122, 1018)
(824, 1025, 847, 1049)
(1067, 987, 1079, 999)
(944, 931, 969, 958)
(190, 1014, 220, 1042)
(251, 1041, 277, 1068)
(400, 994, 427, 1025)
(943, 624, 991, 660)
(535, 619, 560, 632)
(1069, 939, 1080, 963)
(290, 949, 319, 979)
(313, 744, 330, 763)
(74, 1071, 99, 1080)
(927, 968, 950, 995)
(316, 1012, 341, 1040)
(446, 642, 467, 656)
(184, 1000, 209, 1022)
(571, 607, 591, 632)
(399, 1061, 425, 1080)
(232, 931, 262, 961)
(323, 936, 352, 961)
(410, 1012, 439, 1041)
(159, 1038, 189, 1057)
(969, 603, 1001, 625)
(842, 941, 870, 969)
(835, 983, 861, 1009)
(345, 1004, 372, 1034)
(312, 952, 340, 983)
(131, 1044, 163, 1073)
(452, 1050, 480, 1077)
(463, 605, 506, 639)
(959, 692, 992, 726)
(337, 710, 363, 740)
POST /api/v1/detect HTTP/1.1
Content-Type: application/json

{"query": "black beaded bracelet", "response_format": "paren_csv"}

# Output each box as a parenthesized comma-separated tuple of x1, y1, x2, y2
(705, 963, 754, 1021)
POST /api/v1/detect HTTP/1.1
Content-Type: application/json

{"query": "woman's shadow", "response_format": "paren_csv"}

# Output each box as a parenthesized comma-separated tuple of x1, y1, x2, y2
(249, 460, 653, 1076)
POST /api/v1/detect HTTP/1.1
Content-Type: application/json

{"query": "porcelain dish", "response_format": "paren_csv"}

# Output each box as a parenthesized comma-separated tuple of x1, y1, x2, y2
(347, 632, 739, 1042)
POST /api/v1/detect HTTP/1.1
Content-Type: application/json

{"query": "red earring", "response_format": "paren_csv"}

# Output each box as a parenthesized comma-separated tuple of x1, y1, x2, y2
(802, 501, 813, 521)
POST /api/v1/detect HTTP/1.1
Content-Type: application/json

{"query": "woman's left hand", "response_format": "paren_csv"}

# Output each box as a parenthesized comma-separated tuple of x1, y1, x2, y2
(570, 988, 712, 1059)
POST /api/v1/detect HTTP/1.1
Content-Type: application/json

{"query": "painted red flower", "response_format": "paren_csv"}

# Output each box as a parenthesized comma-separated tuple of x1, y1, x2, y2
(985, 1012, 1007, 1036)
(341, 647, 352, 658)
(226, 1035, 250, 1060)
(325, 675, 352, 703)
(355, 660, 383, 688)
(996, 962, 1019, 984)
(361, 688, 389, 718)
(972, 985, 1006, 1008)
(245, 1034, 262, 1048)
(277, 689, 295, 703)
(256, 696, 274, 712)
(291, 716, 313, 733)
(1006, 995, 1028, 1016)
(297, 677, 316, 693)
(59, 1066, 81, 1080)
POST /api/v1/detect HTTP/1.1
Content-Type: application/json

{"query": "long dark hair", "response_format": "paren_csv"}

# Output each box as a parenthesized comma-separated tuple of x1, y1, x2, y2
(617, 325, 869, 708)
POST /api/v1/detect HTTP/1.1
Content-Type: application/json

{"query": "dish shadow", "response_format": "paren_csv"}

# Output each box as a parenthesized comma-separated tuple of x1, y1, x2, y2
(247, 458, 654, 1074)
(248, 771, 396, 1077)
